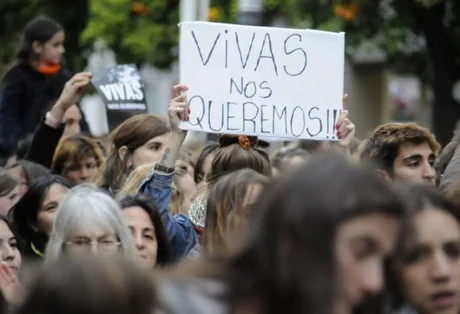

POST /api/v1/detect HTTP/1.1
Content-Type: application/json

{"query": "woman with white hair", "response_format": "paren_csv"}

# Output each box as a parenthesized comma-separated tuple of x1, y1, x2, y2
(45, 185, 136, 263)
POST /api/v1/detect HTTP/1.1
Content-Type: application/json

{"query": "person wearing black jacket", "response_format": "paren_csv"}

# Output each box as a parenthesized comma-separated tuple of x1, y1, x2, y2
(0, 16, 89, 165)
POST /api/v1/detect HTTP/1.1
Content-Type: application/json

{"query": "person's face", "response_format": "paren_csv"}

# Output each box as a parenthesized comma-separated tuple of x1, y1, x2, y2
(35, 31, 65, 64)
(36, 184, 69, 234)
(65, 156, 99, 184)
(197, 153, 214, 189)
(0, 220, 21, 273)
(335, 213, 398, 314)
(397, 209, 460, 314)
(123, 206, 157, 268)
(7, 166, 28, 198)
(66, 228, 120, 257)
(62, 105, 81, 137)
(0, 185, 20, 216)
(129, 133, 170, 169)
(392, 142, 436, 185)
(178, 173, 197, 214)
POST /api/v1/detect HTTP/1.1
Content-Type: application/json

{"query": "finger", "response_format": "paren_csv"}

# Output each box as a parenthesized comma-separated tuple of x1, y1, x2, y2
(171, 95, 188, 105)
(335, 110, 348, 132)
(169, 107, 186, 120)
(339, 118, 350, 135)
(73, 72, 93, 80)
(172, 84, 189, 97)
(343, 94, 348, 110)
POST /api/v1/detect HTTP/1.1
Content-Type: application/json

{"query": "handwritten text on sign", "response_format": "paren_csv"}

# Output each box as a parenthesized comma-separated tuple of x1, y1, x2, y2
(179, 22, 345, 140)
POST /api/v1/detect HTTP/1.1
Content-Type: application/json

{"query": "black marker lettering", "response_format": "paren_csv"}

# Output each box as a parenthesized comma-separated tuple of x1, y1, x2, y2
(290, 106, 305, 137)
(244, 81, 257, 98)
(226, 102, 238, 131)
(259, 81, 272, 99)
(255, 33, 278, 76)
(273, 106, 287, 135)
(188, 95, 206, 129)
(283, 34, 307, 76)
(191, 31, 220, 66)
(242, 102, 259, 133)
(208, 100, 224, 131)
(235, 32, 256, 69)
(260, 104, 270, 133)
(230, 77, 243, 95)
(306, 107, 322, 137)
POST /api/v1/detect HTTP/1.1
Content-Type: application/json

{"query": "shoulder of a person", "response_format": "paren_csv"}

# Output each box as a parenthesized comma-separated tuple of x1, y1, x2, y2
(157, 277, 227, 314)
(2, 62, 31, 83)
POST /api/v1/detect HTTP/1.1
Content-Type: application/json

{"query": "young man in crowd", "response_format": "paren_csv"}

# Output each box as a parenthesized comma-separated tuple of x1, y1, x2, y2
(360, 122, 440, 185)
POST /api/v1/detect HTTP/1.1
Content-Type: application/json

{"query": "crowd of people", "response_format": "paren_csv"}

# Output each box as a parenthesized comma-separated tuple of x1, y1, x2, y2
(0, 14, 459, 314)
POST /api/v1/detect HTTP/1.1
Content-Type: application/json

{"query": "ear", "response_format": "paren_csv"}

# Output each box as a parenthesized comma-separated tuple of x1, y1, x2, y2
(118, 146, 132, 168)
(32, 40, 43, 55)
(374, 169, 391, 182)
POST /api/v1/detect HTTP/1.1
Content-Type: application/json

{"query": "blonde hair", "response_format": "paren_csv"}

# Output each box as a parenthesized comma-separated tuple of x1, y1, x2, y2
(168, 161, 190, 215)
(117, 164, 154, 199)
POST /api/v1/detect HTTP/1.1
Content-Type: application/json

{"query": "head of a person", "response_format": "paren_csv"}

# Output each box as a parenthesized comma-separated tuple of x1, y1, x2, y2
(270, 147, 308, 176)
(298, 139, 330, 153)
(206, 135, 272, 185)
(178, 149, 196, 177)
(51, 135, 105, 184)
(14, 255, 156, 314)
(221, 153, 404, 314)
(170, 161, 196, 215)
(388, 184, 460, 314)
(12, 175, 73, 255)
(16, 135, 33, 160)
(101, 114, 170, 192)
(119, 194, 171, 268)
(45, 185, 136, 263)
(16, 15, 64, 65)
(204, 168, 268, 255)
(117, 164, 154, 199)
(434, 131, 460, 186)
(194, 141, 219, 188)
(0, 217, 22, 273)
(360, 123, 440, 185)
(62, 105, 82, 137)
(0, 169, 20, 216)
(7, 160, 50, 198)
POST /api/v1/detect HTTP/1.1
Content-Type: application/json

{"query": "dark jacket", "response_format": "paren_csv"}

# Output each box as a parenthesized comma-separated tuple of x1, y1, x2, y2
(0, 62, 89, 159)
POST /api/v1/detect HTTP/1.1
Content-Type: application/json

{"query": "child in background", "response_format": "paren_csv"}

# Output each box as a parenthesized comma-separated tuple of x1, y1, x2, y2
(0, 15, 89, 165)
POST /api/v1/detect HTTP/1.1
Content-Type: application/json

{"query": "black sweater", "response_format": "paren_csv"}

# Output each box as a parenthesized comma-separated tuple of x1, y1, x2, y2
(0, 62, 89, 159)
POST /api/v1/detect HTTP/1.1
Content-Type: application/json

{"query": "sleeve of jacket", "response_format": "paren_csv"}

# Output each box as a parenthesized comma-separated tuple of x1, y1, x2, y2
(440, 143, 460, 192)
(25, 120, 64, 169)
(139, 169, 198, 261)
(0, 68, 25, 158)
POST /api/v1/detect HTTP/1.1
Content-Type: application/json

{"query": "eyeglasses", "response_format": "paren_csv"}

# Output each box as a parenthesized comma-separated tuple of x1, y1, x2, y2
(65, 239, 121, 252)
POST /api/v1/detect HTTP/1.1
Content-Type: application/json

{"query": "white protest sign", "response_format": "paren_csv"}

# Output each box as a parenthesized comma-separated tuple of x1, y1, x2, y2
(179, 22, 345, 140)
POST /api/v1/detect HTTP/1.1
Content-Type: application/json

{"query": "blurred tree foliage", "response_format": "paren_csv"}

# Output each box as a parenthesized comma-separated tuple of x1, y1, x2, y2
(81, 0, 180, 69)
(0, 0, 89, 76)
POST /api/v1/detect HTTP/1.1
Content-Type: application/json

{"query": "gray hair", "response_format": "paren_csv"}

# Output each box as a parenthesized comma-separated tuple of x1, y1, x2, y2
(45, 184, 136, 263)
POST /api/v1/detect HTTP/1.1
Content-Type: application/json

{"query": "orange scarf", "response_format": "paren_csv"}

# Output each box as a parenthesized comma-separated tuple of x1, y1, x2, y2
(37, 62, 61, 76)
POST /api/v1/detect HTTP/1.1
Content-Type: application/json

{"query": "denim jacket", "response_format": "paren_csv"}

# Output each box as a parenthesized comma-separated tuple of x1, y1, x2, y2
(139, 169, 198, 261)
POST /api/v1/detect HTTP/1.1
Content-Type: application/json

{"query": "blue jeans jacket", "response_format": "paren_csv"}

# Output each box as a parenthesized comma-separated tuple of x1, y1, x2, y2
(139, 169, 198, 261)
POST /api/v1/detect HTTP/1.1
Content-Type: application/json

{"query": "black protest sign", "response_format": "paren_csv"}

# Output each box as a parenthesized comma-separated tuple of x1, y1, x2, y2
(92, 64, 147, 131)
(179, 22, 345, 141)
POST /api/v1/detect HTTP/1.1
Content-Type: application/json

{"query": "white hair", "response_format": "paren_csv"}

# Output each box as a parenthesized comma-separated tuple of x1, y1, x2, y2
(45, 184, 136, 263)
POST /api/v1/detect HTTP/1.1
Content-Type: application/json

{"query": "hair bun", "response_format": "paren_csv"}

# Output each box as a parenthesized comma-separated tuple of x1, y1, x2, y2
(218, 134, 258, 149)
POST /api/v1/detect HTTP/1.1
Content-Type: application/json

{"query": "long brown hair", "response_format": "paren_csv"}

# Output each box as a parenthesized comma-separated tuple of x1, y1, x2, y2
(99, 115, 170, 192)
(204, 168, 269, 255)
(206, 135, 272, 185)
